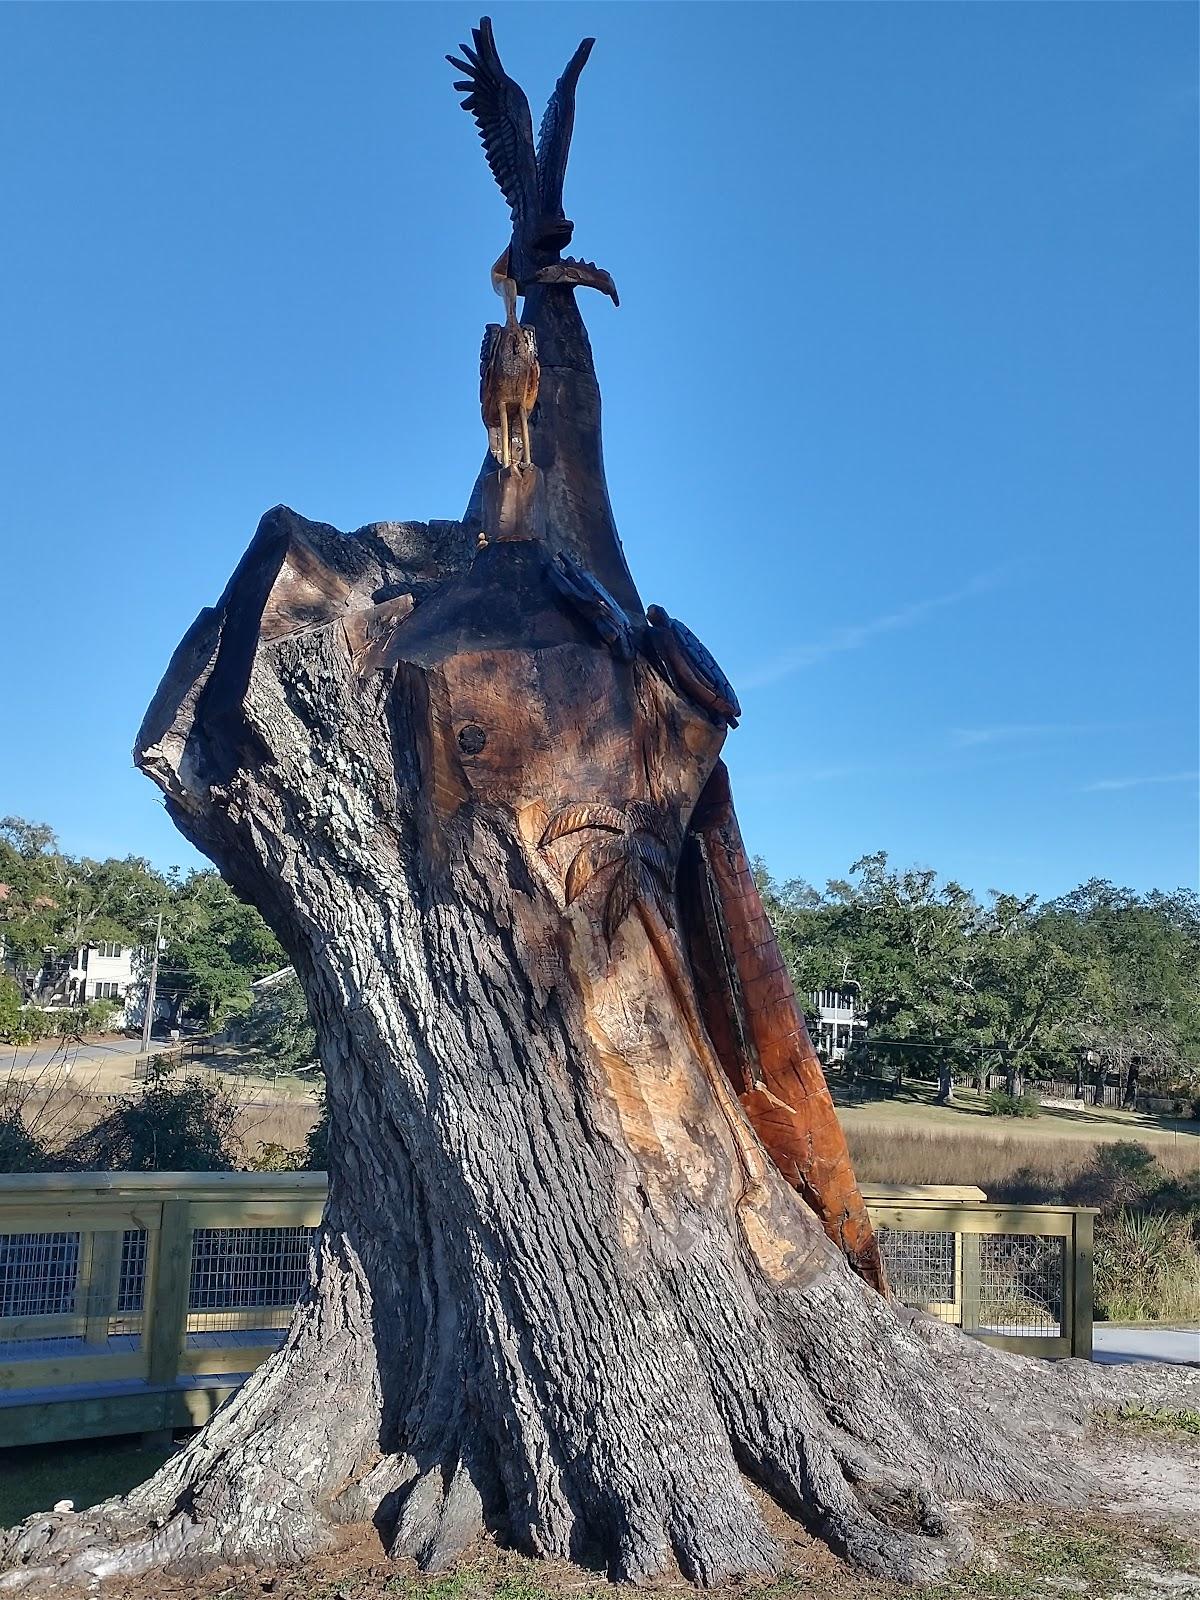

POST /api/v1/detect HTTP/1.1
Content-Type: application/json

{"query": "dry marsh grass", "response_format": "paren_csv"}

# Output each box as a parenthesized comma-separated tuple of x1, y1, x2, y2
(846, 1124, 1198, 1202)
(233, 1096, 320, 1158)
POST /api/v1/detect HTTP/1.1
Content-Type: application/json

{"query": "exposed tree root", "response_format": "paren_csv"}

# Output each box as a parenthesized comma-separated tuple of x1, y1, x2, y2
(6, 1215, 1197, 1596)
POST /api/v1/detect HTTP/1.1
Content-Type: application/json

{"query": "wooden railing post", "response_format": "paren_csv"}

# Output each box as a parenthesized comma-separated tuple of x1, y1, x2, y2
(145, 1199, 191, 1387)
(81, 1230, 123, 1349)
(1071, 1209, 1094, 1360)
(960, 1229, 981, 1335)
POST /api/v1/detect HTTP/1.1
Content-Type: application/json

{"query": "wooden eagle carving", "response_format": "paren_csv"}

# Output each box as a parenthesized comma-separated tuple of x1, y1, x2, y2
(448, 17, 619, 304)
(480, 259, 539, 469)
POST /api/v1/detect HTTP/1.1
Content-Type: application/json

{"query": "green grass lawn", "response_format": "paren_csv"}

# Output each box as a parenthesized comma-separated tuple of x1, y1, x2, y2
(0, 1436, 176, 1527)
(836, 1079, 1199, 1146)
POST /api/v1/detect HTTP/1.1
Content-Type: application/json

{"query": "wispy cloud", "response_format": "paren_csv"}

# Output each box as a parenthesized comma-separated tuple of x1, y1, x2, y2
(740, 570, 1006, 691)
(1081, 771, 1198, 794)
(951, 722, 1126, 748)
(734, 764, 862, 792)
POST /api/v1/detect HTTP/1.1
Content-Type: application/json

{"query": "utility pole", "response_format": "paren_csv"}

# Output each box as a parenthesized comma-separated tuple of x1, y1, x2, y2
(140, 911, 163, 1055)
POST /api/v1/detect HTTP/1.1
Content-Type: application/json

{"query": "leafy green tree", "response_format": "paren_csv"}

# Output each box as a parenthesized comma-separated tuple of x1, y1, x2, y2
(759, 854, 1199, 1094)
(1, 817, 290, 1031)
(0, 817, 170, 1000)
(158, 871, 287, 1027)
(759, 853, 982, 1068)
(1039, 881, 1200, 1092)
(231, 970, 317, 1074)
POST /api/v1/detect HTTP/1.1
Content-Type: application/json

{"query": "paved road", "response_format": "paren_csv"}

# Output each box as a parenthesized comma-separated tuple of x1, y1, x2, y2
(2, 1036, 176, 1074)
(1093, 1324, 1200, 1366)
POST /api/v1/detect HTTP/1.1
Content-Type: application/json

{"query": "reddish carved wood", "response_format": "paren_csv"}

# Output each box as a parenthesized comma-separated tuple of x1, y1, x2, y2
(685, 762, 885, 1290)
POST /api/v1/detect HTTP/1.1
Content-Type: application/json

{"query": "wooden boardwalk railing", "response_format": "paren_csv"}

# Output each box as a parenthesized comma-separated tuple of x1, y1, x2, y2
(0, 1174, 1095, 1449)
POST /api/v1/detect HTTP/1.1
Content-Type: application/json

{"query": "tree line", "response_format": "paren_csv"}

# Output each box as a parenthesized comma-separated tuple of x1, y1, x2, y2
(3, 817, 1197, 1104)
(0, 816, 285, 1036)
(756, 851, 1200, 1100)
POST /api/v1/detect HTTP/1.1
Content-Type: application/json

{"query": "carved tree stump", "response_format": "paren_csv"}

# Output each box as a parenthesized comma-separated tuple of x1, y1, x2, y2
(5, 279, 1194, 1599)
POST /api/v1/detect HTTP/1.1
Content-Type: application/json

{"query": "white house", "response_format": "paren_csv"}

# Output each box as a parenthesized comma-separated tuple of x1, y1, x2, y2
(809, 988, 867, 1062)
(60, 942, 144, 1006)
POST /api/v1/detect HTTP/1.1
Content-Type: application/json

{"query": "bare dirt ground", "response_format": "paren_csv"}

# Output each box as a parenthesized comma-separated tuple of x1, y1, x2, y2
(22, 1420, 1200, 1600)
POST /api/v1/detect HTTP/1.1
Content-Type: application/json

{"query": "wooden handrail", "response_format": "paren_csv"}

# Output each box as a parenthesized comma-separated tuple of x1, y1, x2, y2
(0, 1173, 1096, 1450)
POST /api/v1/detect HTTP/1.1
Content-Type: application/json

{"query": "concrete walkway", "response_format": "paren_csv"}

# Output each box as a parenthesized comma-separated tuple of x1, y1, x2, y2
(1093, 1324, 1200, 1366)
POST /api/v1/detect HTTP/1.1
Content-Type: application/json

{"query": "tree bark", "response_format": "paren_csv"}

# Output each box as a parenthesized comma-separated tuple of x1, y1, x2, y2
(2, 289, 1190, 1596)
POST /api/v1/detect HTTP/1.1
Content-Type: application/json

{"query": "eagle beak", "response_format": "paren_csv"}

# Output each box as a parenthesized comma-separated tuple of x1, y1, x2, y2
(534, 216, 576, 253)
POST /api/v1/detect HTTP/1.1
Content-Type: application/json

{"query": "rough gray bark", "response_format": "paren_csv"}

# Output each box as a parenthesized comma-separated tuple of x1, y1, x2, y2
(4, 502, 1200, 1598)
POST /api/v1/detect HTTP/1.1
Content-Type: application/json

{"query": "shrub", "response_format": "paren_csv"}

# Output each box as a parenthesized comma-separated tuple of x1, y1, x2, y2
(304, 1091, 329, 1170)
(0, 978, 22, 1042)
(1094, 1208, 1200, 1323)
(247, 1140, 305, 1173)
(0, 1004, 56, 1045)
(986, 1089, 1041, 1118)
(0, 1108, 53, 1173)
(1062, 1141, 1164, 1210)
(83, 998, 119, 1033)
(60, 1076, 240, 1171)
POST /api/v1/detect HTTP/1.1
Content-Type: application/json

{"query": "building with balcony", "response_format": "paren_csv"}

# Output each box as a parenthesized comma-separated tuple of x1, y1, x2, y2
(809, 987, 867, 1062)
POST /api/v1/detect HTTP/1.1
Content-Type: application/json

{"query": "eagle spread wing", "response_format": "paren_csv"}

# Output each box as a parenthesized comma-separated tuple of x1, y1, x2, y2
(536, 37, 594, 217)
(448, 18, 540, 234)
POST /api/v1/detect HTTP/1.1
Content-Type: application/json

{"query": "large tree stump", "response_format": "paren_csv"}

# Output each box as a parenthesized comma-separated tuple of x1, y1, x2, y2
(4, 223, 1198, 1600)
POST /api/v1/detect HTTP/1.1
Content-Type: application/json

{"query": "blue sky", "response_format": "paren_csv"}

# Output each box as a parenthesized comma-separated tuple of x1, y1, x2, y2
(0, 2, 1195, 899)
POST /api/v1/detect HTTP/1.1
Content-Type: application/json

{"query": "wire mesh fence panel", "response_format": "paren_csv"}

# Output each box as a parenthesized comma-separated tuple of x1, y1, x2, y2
(0, 1232, 80, 1323)
(185, 1226, 315, 1336)
(978, 1233, 1063, 1337)
(876, 1226, 959, 1322)
(117, 1229, 148, 1314)
(0, 1228, 151, 1358)
(97, 1227, 151, 1337)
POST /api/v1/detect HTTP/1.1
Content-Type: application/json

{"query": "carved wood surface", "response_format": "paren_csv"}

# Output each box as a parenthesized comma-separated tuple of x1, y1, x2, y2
(6, 20, 1194, 1598)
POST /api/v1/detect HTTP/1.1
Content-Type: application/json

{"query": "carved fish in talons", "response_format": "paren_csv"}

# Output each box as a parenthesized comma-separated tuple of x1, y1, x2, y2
(448, 19, 619, 306)
(541, 801, 680, 946)
(644, 605, 741, 728)
(531, 257, 619, 307)
(547, 551, 636, 660)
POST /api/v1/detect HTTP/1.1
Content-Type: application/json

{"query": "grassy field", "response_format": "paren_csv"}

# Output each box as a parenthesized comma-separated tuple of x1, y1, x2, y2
(0, 1437, 175, 1527)
(837, 1082, 1197, 1195)
(837, 1080, 1199, 1145)
(842, 1082, 1200, 1321)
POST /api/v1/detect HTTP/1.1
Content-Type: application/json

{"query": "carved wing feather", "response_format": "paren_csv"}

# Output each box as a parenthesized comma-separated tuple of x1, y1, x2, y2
(650, 871, 677, 930)
(603, 860, 642, 947)
(541, 803, 626, 847)
(479, 324, 501, 384)
(536, 37, 594, 214)
(626, 800, 675, 843)
(448, 18, 540, 231)
(564, 836, 625, 906)
(632, 834, 675, 889)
